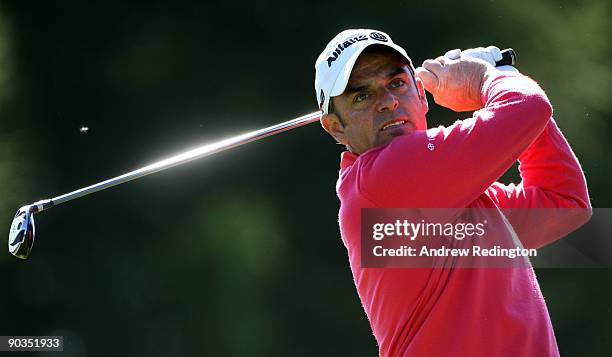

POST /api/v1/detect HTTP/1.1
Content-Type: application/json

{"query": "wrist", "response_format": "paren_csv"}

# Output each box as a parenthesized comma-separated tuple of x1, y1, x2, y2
(479, 67, 512, 106)
(471, 64, 497, 109)
(480, 66, 499, 93)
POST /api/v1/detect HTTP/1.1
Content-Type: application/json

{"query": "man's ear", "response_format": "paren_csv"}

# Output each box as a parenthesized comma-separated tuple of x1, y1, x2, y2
(415, 76, 429, 113)
(320, 113, 348, 145)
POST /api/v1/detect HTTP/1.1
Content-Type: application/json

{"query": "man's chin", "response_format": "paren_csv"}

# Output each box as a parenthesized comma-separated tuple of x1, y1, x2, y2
(373, 134, 400, 149)
(379, 129, 413, 144)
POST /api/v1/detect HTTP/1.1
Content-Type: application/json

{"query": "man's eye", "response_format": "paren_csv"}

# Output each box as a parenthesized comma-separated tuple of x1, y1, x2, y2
(391, 79, 405, 88)
(354, 93, 370, 103)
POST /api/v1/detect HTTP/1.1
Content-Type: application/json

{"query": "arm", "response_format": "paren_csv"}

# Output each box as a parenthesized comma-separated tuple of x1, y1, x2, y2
(356, 70, 552, 209)
(486, 119, 592, 248)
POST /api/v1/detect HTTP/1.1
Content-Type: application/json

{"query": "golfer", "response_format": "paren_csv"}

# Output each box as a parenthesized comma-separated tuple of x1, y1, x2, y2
(314, 29, 591, 356)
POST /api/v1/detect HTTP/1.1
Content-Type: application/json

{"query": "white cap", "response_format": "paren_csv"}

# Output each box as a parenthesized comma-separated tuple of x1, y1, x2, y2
(314, 29, 413, 114)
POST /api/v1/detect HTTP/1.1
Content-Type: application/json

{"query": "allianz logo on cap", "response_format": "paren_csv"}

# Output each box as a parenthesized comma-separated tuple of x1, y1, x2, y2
(326, 31, 389, 68)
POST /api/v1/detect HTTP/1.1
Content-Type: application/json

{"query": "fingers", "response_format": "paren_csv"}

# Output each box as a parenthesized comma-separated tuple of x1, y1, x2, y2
(440, 45, 504, 68)
(415, 66, 438, 94)
(460, 46, 502, 66)
(421, 57, 445, 74)
(444, 48, 461, 60)
(461, 47, 494, 65)
(486, 46, 502, 62)
(416, 56, 448, 94)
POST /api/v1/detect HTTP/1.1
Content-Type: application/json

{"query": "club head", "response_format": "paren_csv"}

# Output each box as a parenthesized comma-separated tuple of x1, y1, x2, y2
(8, 205, 35, 259)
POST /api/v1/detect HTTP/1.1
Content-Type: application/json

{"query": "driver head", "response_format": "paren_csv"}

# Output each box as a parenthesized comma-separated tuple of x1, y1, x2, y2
(8, 205, 35, 259)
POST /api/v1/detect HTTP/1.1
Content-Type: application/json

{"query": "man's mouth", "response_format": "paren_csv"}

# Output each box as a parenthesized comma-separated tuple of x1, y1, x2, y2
(380, 119, 409, 131)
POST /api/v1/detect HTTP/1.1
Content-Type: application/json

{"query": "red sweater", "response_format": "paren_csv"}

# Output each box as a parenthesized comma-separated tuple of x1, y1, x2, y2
(336, 72, 591, 356)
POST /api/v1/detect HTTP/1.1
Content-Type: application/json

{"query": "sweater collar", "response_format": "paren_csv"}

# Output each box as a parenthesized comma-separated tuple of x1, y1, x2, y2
(340, 151, 358, 169)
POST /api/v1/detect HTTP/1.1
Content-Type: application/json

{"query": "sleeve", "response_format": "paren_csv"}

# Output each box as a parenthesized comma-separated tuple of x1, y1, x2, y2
(355, 71, 553, 209)
(485, 119, 592, 249)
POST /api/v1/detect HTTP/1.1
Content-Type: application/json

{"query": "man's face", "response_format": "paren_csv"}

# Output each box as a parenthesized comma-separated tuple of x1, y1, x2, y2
(321, 50, 428, 155)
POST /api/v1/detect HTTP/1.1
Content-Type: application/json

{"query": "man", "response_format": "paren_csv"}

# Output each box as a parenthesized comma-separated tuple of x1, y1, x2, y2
(314, 29, 591, 356)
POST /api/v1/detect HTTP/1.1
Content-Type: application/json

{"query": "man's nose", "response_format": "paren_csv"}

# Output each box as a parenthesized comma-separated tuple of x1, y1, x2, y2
(377, 88, 399, 112)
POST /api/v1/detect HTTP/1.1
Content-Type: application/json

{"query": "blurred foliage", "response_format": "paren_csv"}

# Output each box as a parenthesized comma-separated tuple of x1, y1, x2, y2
(0, 0, 610, 356)
(0, 8, 11, 104)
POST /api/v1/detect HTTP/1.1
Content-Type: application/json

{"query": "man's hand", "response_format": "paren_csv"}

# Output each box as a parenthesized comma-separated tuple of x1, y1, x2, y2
(445, 46, 519, 73)
(415, 57, 496, 112)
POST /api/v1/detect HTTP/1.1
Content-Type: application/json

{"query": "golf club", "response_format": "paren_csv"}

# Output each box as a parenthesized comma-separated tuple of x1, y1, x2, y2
(8, 49, 516, 260)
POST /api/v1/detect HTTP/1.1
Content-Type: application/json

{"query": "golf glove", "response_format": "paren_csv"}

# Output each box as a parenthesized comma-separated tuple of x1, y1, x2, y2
(444, 46, 518, 72)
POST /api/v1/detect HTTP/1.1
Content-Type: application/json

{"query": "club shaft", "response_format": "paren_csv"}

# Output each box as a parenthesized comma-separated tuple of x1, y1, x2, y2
(40, 111, 322, 211)
(32, 51, 516, 213)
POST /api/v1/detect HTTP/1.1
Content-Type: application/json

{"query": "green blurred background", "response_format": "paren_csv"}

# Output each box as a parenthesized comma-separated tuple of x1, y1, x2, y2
(0, 0, 610, 356)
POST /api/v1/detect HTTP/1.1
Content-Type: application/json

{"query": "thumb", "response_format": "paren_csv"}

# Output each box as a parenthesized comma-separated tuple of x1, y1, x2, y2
(415, 67, 438, 94)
